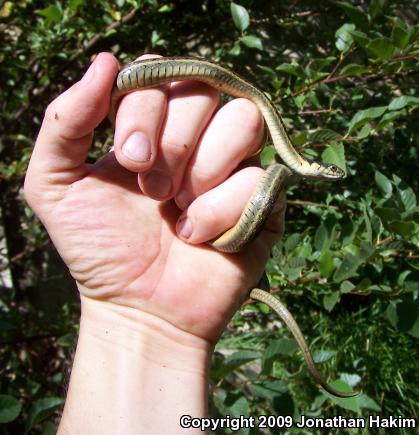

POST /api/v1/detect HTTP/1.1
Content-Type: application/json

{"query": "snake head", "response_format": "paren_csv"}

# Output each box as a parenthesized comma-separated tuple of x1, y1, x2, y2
(321, 162, 346, 179)
(304, 160, 346, 180)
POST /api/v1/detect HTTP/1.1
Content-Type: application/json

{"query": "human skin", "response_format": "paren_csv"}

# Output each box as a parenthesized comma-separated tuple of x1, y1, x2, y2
(24, 52, 286, 434)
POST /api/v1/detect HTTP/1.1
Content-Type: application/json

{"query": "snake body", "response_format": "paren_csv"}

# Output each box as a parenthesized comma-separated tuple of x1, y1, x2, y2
(111, 57, 357, 398)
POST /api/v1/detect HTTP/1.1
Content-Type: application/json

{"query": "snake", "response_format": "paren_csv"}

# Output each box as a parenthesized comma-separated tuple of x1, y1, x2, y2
(110, 56, 357, 398)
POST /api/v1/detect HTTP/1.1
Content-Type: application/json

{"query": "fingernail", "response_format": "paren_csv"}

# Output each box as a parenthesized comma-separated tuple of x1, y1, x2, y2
(122, 132, 151, 162)
(177, 217, 193, 239)
(143, 171, 172, 198)
(176, 189, 194, 209)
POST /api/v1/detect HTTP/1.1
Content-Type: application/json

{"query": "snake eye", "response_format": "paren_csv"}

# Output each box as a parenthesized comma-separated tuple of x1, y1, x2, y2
(330, 165, 337, 172)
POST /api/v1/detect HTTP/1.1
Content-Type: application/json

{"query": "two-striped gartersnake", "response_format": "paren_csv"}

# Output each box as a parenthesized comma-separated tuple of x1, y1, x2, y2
(110, 56, 357, 398)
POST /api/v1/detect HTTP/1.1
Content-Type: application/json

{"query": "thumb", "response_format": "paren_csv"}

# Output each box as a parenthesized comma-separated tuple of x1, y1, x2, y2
(25, 52, 119, 209)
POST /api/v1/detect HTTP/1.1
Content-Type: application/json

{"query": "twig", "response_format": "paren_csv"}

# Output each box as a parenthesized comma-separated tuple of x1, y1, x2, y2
(287, 199, 339, 209)
(0, 240, 50, 272)
(298, 108, 333, 115)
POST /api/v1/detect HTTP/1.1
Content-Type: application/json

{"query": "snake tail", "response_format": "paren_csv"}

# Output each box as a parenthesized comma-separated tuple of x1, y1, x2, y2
(250, 288, 359, 398)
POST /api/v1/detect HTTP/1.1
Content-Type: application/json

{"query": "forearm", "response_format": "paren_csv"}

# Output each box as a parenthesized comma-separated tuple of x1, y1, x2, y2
(58, 296, 212, 435)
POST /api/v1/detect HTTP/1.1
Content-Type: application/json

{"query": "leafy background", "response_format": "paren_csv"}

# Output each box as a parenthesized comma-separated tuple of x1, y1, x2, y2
(0, 0, 418, 433)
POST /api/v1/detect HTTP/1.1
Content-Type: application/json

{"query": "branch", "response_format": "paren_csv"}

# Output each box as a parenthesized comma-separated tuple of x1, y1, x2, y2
(289, 53, 419, 98)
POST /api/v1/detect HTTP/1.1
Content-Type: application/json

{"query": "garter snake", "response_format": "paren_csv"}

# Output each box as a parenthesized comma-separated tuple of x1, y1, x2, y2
(111, 57, 357, 398)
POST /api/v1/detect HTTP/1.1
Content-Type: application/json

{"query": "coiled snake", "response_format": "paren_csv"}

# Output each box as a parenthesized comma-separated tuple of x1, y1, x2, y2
(110, 57, 357, 398)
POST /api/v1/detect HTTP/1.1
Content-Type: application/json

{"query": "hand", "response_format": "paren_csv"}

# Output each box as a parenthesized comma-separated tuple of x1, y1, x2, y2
(24, 53, 286, 343)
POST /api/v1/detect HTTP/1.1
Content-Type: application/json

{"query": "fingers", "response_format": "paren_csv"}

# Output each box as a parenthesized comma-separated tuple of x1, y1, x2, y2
(138, 80, 219, 199)
(112, 54, 220, 199)
(175, 98, 264, 209)
(112, 56, 263, 202)
(25, 53, 119, 207)
(176, 167, 286, 251)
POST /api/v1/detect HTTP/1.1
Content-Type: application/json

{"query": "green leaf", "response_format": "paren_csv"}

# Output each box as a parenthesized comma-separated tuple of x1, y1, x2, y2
(323, 291, 340, 311)
(225, 350, 261, 370)
(362, 201, 372, 242)
(314, 224, 327, 251)
(376, 110, 405, 129)
(391, 24, 410, 48)
(241, 35, 263, 50)
(228, 42, 241, 56)
(348, 106, 387, 132)
(386, 295, 419, 334)
(265, 338, 298, 358)
(366, 37, 396, 59)
(388, 95, 419, 111)
(375, 207, 399, 223)
(310, 57, 336, 71)
(0, 395, 22, 424)
(230, 2, 249, 32)
(335, 23, 355, 52)
(226, 393, 249, 418)
(313, 349, 337, 363)
(69, 0, 83, 12)
(56, 333, 74, 347)
(37, 5, 62, 24)
(319, 250, 335, 278)
(358, 394, 381, 411)
(262, 338, 297, 373)
(322, 142, 346, 174)
(288, 256, 306, 269)
(398, 186, 417, 211)
(248, 380, 289, 401)
(374, 171, 393, 195)
(325, 380, 360, 411)
(309, 129, 342, 143)
(25, 397, 64, 434)
(349, 29, 370, 48)
(284, 233, 300, 252)
(0, 1, 13, 18)
(387, 220, 417, 237)
(333, 243, 374, 282)
(158, 4, 174, 13)
(340, 280, 355, 293)
(260, 145, 276, 165)
(339, 63, 369, 76)
(277, 63, 305, 78)
(369, 0, 386, 18)
(338, 2, 368, 26)
(40, 421, 56, 435)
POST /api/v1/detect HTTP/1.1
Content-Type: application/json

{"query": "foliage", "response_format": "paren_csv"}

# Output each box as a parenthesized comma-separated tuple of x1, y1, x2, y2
(0, 0, 418, 433)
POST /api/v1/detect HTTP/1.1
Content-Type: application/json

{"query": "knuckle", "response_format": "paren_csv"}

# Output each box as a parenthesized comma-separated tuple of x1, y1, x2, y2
(197, 196, 221, 230)
(160, 136, 191, 161)
(234, 98, 263, 134)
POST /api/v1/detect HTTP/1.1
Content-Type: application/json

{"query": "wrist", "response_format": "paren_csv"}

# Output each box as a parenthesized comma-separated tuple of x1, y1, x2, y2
(59, 296, 212, 434)
(79, 295, 213, 369)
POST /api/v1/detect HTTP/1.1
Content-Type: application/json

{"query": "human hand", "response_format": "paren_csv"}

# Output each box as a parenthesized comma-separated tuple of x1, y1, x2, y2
(24, 53, 286, 343)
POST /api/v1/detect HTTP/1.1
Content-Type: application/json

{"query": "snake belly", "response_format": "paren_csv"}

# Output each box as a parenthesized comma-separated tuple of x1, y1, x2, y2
(111, 56, 356, 398)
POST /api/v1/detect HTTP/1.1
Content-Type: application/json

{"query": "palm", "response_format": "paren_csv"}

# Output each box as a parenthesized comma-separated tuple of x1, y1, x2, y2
(45, 153, 263, 340)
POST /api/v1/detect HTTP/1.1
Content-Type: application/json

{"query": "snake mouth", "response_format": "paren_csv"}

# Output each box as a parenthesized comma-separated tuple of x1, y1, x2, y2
(303, 161, 346, 180)
(323, 163, 346, 179)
